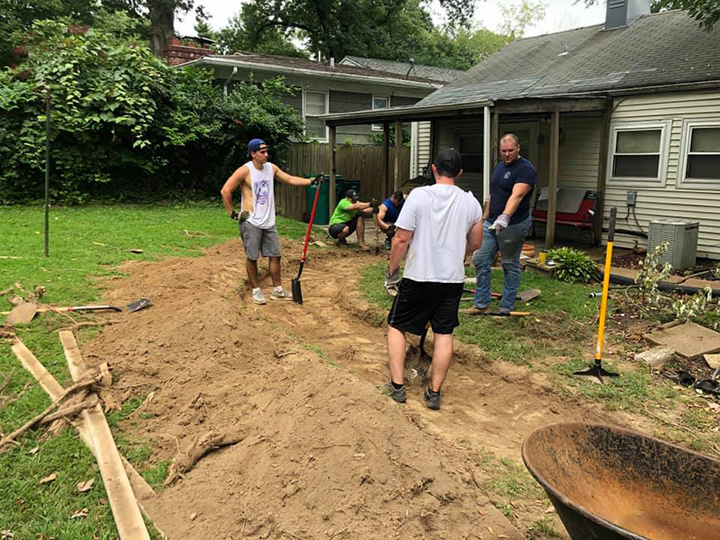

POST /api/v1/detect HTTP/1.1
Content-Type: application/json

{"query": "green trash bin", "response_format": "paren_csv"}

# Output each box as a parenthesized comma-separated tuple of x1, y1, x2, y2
(336, 178, 360, 204)
(305, 174, 344, 225)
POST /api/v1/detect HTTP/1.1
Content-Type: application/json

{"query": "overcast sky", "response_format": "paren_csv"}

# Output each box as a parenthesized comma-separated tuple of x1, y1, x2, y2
(176, 0, 608, 42)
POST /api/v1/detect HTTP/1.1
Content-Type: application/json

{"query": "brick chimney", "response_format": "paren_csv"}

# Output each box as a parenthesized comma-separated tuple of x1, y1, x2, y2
(605, 0, 651, 30)
(165, 38, 214, 66)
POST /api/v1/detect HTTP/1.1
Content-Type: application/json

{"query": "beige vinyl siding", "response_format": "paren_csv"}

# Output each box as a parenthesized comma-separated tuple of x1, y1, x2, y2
(605, 91, 720, 259)
(558, 115, 602, 191)
(414, 121, 432, 176)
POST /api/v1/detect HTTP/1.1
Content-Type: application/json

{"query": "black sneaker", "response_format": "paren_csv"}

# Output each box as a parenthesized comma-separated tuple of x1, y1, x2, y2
(423, 388, 441, 410)
(381, 381, 407, 404)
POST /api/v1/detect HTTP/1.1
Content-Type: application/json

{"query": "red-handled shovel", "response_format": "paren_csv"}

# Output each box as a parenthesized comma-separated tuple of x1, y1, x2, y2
(292, 174, 324, 304)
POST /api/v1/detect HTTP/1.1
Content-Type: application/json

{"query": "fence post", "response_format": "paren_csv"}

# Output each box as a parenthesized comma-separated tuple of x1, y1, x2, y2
(329, 126, 336, 217)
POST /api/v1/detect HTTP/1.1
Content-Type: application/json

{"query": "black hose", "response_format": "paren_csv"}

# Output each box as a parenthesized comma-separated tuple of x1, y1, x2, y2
(603, 271, 720, 297)
(602, 227, 648, 238)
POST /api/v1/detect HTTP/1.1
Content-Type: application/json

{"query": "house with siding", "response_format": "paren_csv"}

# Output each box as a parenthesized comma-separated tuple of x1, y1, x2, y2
(320, 1, 720, 259)
(178, 52, 445, 145)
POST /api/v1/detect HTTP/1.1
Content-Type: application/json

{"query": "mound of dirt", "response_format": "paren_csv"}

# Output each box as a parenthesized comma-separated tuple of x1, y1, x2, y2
(81, 240, 521, 539)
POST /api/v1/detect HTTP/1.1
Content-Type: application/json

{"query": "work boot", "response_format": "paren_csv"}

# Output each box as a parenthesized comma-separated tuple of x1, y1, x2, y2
(423, 387, 441, 410)
(271, 286, 292, 301)
(251, 288, 266, 305)
(460, 305, 491, 316)
(380, 381, 407, 404)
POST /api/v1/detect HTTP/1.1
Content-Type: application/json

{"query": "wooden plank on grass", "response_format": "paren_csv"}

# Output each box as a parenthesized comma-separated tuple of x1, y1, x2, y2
(10, 338, 65, 398)
(59, 331, 151, 540)
(9, 335, 162, 535)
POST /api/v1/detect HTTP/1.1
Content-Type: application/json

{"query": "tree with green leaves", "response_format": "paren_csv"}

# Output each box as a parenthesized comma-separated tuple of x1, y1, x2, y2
(214, 5, 307, 57)
(499, 0, 548, 39)
(234, 0, 476, 61)
(579, 0, 718, 30)
(0, 13, 304, 203)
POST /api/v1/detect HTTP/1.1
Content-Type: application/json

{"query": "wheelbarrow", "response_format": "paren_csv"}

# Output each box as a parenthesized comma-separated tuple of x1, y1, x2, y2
(522, 422, 720, 540)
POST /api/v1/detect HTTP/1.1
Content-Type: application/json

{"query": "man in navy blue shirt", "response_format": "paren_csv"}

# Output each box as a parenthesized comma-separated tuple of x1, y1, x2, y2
(464, 134, 536, 315)
(374, 190, 405, 249)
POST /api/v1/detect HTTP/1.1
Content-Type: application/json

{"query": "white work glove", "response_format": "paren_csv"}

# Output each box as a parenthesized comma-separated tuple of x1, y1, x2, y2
(489, 213, 511, 233)
(385, 265, 401, 297)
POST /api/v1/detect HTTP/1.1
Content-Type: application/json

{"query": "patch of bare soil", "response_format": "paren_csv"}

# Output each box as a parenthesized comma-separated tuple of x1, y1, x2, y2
(78, 239, 651, 539)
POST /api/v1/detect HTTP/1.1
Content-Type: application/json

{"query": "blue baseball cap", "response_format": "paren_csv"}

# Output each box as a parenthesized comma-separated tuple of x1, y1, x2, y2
(248, 139, 268, 153)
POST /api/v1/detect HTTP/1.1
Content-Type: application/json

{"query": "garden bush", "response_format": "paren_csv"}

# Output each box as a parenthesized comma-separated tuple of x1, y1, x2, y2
(0, 13, 304, 204)
(547, 247, 600, 284)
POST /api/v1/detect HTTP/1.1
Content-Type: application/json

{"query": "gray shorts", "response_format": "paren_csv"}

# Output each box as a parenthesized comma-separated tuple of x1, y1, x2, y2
(240, 222, 281, 260)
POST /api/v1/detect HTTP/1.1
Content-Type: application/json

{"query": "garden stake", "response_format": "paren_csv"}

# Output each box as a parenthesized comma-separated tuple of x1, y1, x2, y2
(292, 174, 323, 304)
(574, 206, 620, 383)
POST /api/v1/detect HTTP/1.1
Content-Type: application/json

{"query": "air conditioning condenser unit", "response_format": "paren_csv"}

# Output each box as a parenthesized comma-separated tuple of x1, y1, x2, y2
(647, 219, 699, 271)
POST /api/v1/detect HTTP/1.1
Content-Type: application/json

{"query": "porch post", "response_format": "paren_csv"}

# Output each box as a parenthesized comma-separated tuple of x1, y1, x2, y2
(483, 106, 491, 201)
(329, 125, 336, 216)
(491, 111, 500, 165)
(595, 107, 611, 246)
(394, 120, 402, 191)
(545, 109, 560, 250)
(383, 122, 390, 195)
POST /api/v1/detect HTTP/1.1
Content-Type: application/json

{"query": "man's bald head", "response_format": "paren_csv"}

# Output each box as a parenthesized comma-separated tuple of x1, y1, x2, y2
(500, 133, 520, 165)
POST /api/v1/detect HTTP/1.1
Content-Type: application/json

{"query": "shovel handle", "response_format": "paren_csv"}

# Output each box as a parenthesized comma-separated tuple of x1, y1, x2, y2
(301, 174, 324, 263)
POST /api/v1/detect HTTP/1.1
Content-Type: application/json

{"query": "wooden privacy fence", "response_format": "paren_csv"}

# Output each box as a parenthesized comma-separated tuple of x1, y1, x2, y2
(276, 143, 410, 221)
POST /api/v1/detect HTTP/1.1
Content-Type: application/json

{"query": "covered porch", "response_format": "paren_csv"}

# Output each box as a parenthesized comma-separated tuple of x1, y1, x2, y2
(321, 97, 612, 248)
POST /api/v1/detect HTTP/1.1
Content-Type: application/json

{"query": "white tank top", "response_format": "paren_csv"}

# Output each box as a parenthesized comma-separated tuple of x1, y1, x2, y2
(244, 161, 275, 229)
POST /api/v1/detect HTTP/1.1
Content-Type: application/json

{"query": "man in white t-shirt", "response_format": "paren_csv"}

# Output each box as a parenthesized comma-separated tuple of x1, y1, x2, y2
(382, 149, 484, 410)
(221, 139, 313, 305)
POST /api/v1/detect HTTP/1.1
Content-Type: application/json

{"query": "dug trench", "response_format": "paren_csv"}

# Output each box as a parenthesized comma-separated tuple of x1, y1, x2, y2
(79, 238, 649, 539)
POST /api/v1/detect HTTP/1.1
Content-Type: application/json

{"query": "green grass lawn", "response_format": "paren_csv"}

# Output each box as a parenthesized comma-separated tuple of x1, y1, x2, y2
(0, 203, 307, 538)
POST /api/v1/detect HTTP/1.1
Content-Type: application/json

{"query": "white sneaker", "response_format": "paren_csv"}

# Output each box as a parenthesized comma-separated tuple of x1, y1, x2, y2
(270, 286, 293, 300)
(252, 288, 266, 305)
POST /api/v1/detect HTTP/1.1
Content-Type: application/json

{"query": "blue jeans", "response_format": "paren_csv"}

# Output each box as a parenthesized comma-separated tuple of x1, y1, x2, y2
(472, 216, 532, 312)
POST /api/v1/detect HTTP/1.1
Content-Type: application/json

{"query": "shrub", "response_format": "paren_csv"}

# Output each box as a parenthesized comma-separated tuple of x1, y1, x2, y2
(547, 247, 600, 284)
(0, 13, 304, 204)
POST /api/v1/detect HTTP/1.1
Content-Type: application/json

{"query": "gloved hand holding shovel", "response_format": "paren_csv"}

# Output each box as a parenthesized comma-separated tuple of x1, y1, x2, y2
(385, 265, 401, 297)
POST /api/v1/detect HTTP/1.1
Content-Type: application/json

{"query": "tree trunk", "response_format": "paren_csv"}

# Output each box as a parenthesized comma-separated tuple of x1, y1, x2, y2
(148, 0, 176, 57)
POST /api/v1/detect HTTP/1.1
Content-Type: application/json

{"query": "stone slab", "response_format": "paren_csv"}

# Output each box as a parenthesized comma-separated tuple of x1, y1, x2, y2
(647, 321, 720, 359)
(705, 354, 720, 370)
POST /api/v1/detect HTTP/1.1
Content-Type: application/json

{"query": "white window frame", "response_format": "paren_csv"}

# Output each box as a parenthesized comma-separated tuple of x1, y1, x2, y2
(302, 89, 329, 142)
(372, 95, 389, 132)
(677, 118, 720, 190)
(607, 121, 671, 186)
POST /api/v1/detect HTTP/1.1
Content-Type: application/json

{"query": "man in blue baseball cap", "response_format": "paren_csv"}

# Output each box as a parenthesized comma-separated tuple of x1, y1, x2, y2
(221, 139, 314, 305)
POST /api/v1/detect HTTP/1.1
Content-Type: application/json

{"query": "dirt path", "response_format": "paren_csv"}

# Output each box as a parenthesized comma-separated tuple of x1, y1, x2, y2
(78, 239, 649, 539)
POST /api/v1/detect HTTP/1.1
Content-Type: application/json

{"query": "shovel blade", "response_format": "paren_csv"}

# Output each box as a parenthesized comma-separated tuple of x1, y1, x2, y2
(291, 278, 303, 304)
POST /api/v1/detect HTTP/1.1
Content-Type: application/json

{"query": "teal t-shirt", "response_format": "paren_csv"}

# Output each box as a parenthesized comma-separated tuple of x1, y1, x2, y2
(330, 198, 358, 225)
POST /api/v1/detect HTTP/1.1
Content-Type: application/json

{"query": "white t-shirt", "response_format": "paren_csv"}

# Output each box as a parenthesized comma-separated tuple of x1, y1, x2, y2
(244, 161, 276, 229)
(395, 184, 482, 283)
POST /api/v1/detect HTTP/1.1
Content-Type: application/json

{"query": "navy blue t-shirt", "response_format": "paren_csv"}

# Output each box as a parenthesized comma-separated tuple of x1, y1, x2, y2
(488, 156, 537, 225)
(382, 197, 404, 223)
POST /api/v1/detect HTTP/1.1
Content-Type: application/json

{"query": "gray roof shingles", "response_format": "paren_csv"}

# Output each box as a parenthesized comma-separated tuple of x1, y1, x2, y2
(420, 10, 720, 106)
(203, 52, 442, 85)
(341, 56, 464, 83)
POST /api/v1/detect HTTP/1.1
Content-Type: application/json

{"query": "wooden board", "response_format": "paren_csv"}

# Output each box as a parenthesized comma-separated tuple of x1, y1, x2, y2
(11, 338, 65, 398)
(59, 331, 151, 540)
(11, 335, 162, 534)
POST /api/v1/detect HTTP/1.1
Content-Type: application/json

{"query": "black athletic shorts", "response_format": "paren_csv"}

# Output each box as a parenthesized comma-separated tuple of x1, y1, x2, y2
(387, 278, 463, 335)
(328, 215, 359, 238)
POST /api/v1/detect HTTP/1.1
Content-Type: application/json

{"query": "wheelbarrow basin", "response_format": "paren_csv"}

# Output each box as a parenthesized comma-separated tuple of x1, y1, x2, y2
(522, 422, 720, 540)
